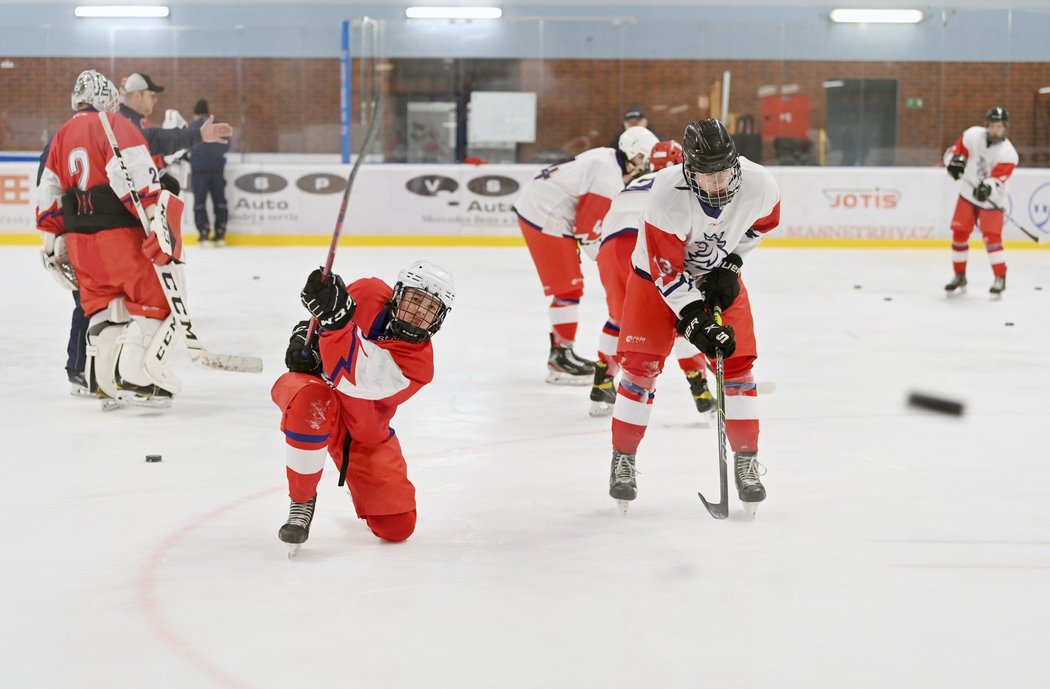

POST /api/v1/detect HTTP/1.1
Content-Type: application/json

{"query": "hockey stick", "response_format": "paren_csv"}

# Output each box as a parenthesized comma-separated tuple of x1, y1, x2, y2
(697, 307, 729, 520)
(97, 111, 263, 373)
(302, 92, 385, 350)
(962, 178, 1047, 244)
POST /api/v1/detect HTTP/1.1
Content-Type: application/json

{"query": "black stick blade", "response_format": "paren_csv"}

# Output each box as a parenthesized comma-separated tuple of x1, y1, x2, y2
(698, 492, 729, 519)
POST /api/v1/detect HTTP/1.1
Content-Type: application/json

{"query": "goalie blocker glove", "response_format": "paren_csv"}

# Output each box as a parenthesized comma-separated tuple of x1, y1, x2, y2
(973, 182, 992, 202)
(285, 321, 323, 375)
(676, 301, 736, 358)
(301, 268, 356, 330)
(946, 154, 966, 180)
(698, 253, 743, 311)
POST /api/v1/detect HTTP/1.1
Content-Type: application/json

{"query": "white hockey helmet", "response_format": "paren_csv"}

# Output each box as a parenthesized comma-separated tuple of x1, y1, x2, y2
(618, 125, 660, 168)
(71, 70, 119, 113)
(389, 260, 455, 343)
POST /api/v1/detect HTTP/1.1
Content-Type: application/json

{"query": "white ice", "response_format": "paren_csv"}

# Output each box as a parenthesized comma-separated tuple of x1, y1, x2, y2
(1, 244, 1048, 689)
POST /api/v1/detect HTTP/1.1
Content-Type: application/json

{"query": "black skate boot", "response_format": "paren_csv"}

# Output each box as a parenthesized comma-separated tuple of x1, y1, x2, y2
(734, 452, 765, 517)
(278, 495, 316, 559)
(686, 370, 715, 414)
(546, 334, 596, 385)
(198, 224, 212, 248)
(609, 450, 637, 512)
(589, 361, 616, 416)
(944, 273, 967, 293)
(67, 369, 93, 398)
(213, 222, 226, 247)
(989, 275, 1006, 296)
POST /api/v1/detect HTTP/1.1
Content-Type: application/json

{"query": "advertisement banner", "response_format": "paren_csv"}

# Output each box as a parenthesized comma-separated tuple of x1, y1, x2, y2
(3, 160, 1049, 243)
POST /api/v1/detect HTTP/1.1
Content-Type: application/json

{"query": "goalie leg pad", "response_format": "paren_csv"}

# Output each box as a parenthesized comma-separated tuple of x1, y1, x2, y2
(116, 316, 182, 396)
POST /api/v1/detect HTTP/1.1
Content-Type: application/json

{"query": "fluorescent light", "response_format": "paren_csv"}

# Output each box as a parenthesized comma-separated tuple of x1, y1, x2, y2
(75, 5, 170, 18)
(405, 6, 502, 20)
(1039, 86, 1050, 95)
(822, 80, 845, 88)
(829, 9, 923, 24)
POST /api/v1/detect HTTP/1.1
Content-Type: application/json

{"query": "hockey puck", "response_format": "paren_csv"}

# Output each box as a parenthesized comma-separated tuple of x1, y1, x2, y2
(1035, 286, 1043, 291)
(883, 296, 892, 301)
(1005, 322, 1015, 327)
(252, 275, 260, 280)
(145, 454, 162, 463)
(854, 284, 862, 289)
(906, 392, 964, 417)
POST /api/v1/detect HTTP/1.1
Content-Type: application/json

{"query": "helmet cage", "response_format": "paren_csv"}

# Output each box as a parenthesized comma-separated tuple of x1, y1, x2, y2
(71, 70, 118, 113)
(387, 260, 455, 343)
(682, 119, 742, 208)
(985, 106, 1009, 144)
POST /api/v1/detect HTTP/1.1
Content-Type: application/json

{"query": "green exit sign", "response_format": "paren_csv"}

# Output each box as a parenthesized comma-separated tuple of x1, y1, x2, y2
(906, 97, 924, 109)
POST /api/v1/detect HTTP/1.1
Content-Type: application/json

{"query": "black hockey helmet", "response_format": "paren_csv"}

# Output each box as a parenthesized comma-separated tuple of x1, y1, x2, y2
(985, 106, 1009, 125)
(682, 118, 741, 208)
(985, 106, 1009, 144)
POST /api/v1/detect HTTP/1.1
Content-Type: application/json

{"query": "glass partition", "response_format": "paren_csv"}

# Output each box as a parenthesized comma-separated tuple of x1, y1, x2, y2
(2, 10, 1047, 168)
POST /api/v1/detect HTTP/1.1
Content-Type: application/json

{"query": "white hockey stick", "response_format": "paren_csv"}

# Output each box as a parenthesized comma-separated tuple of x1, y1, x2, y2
(97, 111, 263, 373)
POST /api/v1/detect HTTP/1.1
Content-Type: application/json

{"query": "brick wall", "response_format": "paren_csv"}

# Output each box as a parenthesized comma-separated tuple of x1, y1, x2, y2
(2, 56, 1047, 165)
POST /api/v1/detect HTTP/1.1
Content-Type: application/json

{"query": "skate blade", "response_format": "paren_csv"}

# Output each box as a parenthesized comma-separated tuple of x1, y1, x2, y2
(114, 392, 173, 409)
(100, 397, 125, 411)
(70, 385, 96, 399)
(589, 400, 614, 417)
(617, 499, 631, 516)
(742, 502, 759, 519)
(287, 543, 302, 559)
(546, 370, 593, 386)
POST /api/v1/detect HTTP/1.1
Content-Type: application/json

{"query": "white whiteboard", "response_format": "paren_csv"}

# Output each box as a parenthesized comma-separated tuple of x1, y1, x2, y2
(468, 91, 536, 144)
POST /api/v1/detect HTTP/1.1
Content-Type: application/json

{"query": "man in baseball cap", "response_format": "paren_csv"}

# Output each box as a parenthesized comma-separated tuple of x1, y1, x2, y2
(122, 73, 165, 121)
(610, 105, 655, 149)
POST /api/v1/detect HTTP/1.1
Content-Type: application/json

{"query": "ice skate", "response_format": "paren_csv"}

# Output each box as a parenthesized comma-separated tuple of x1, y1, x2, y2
(686, 370, 715, 414)
(609, 450, 637, 514)
(589, 361, 616, 416)
(989, 275, 1006, 297)
(68, 370, 94, 398)
(278, 495, 316, 559)
(944, 273, 967, 294)
(112, 377, 175, 409)
(198, 229, 212, 248)
(546, 334, 595, 385)
(213, 225, 226, 248)
(734, 452, 766, 518)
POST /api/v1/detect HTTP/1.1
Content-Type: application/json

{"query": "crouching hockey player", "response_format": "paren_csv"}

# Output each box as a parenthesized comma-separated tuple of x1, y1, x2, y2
(273, 261, 455, 558)
(37, 70, 183, 409)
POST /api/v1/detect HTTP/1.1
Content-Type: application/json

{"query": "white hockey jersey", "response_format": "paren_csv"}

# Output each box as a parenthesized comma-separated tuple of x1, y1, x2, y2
(513, 147, 625, 244)
(599, 170, 659, 244)
(634, 158, 781, 317)
(943, 126, 1018, 209)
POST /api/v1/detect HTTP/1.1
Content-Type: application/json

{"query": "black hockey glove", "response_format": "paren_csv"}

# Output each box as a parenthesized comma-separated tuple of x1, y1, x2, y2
(285, 321, 323, 375)
(946, 154, 966, 180)
(676, 301, 736, 358)
(973, 182, 992, 202)
(698, 253, 743, 311)
(300, 268, 356, 330)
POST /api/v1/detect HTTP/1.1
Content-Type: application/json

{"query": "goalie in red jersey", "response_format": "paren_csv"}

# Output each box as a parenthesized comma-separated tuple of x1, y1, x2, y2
(272, 260, 455, 557)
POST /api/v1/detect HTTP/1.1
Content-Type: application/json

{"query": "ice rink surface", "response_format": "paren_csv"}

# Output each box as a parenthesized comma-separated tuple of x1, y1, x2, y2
(1, 244, 1048, 689)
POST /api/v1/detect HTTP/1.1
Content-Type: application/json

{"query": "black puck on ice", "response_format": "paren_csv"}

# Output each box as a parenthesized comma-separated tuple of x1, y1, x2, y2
(145, 454, 162, 463)
(1005, 322, 1015, 327)
(854, 284, 862, 289)
(907, 392, 964, 417)
(884, 296, 892, 301)
(252, 275, 260, 280)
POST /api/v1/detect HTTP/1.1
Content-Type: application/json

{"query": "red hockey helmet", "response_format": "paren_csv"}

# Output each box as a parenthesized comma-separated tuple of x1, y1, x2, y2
(649, 140, 684, 172)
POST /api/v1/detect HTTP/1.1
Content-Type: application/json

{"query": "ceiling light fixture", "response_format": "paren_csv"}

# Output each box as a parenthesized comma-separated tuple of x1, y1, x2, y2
(829, 9, 923, 24)
(405, 6, 502, 20)
(74, 5, 170, 18)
